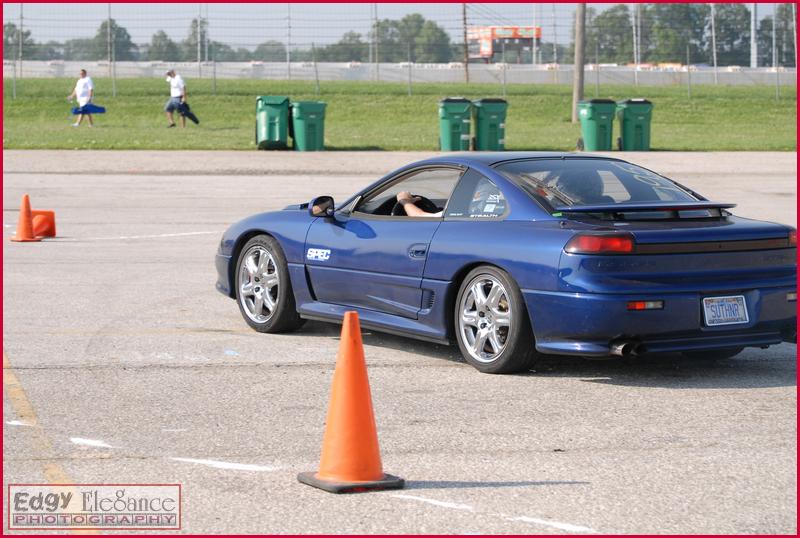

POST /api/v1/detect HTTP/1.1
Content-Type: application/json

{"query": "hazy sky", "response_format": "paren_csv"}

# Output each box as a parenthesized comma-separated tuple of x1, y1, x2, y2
(3, 3, 779, 50)
(3, 3, 591, 48)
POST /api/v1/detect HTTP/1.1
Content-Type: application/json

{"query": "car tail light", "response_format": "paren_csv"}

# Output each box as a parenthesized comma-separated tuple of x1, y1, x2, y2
(789, 230, 796, 247)
(627, 300, 664, 311)
(564, 233, 635, 255)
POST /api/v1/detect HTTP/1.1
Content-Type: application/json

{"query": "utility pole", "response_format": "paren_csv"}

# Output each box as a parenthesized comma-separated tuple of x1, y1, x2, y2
(551, 3, 557, 65)
(750, 3, 758, 68)
(772, 5, 778, 69)
(407, 41, 412, 96)
(636, 3, 641, 67)
(462, 3, 469, 83)
(374, 3, 380, 81)
(686, 45, 692, 100)
(197, 4, 202, 78)
(108, 4, 116, 97)
(631, 4, 639, 86)
(204, 4, 209, 62)
(710, 3, 718, 84)
(595, 39, 600, 97)
(793, 3, 798, 68)
(368, 4, 373, 64)
(773, 3, 780, 99)
(312, 42, 320, 96)
(572, 4, 585, 123)
(532, 3, 537, 66)
(18, 3, 23, 79)
(107, 4, 112, 79)
(286, 3, 292, 80)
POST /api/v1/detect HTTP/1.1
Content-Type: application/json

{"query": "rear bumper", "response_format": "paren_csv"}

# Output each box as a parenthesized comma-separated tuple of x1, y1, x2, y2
(523, 286, 797, 356)
(215, 253, 233, 297)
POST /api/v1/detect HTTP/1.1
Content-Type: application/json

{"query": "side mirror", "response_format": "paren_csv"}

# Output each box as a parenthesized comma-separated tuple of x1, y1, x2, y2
(309, 196, 335, 218)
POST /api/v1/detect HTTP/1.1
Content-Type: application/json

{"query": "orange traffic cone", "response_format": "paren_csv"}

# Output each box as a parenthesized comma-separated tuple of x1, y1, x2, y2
(298, 311, 404, 493)
(10, 194, 41, 242)
(31, 210, 56, 238)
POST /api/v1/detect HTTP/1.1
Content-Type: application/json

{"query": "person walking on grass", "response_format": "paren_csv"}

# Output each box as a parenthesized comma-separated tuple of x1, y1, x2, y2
(68, 69, 94, 127)
(164, 70, 188, 128)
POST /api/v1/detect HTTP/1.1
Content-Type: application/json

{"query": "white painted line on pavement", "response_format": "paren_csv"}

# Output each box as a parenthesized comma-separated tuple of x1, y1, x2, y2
(171, 457, 278, 472)
(390, 492, 599, 533)
(391, 494, 474, 512)
(506, 515, 598, 534)
(70, 437, 113, 448)
(6, 419, 33, 427)
(53, 231, 221, 242)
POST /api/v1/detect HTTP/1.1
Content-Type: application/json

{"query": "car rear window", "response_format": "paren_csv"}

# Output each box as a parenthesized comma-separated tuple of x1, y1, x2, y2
(495, 158, 699, 211)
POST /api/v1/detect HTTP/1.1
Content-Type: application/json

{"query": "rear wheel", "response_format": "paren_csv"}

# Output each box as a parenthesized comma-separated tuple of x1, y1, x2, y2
(454, 266, 539, 374)
(235, 235, 305, 333)
(681, 347, 744, 361)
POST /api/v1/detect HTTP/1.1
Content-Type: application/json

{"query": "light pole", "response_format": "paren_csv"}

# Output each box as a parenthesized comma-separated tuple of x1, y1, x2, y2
(572, 4, 586, 123)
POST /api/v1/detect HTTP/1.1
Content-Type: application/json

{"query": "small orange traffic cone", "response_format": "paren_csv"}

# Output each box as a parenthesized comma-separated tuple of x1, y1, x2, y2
(31, 210, 56, 238)
(298, 311, 404, 493)
(10, 194, 41, 242)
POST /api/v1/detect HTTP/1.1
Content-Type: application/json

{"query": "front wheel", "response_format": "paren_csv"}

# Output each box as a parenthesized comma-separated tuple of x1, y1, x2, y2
(454, 266, 539, 374)
(235, 235, 305, 333)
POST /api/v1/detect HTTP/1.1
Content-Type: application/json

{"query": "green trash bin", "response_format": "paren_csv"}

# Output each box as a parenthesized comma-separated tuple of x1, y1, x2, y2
(472, 98, 508, 151)
(291, 101, 326, 151)
(576, 99, 616, 151)
(438, 97, 472, 151)
(616, 98, 653, 151)
(256, 95, 290, 150)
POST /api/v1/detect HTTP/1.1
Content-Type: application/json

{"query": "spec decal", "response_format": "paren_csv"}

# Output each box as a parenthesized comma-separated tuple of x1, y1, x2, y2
(307, 248, 331, 261)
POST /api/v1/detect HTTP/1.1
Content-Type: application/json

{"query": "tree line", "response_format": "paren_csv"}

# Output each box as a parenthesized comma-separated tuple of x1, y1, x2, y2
(578, 3, 795, 67)
(3, 5, 796, 66)
(2, 14, 455, 64)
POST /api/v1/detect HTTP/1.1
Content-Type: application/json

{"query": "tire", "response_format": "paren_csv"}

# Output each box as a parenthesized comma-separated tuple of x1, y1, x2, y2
(681, 347, 744, 361)
(454, 266, 540, 374)
(234, 235, 305, 333)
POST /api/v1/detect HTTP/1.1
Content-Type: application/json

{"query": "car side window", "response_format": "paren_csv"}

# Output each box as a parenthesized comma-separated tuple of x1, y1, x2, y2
(446, 169, 508, 219)
(354, 167, 463, 217)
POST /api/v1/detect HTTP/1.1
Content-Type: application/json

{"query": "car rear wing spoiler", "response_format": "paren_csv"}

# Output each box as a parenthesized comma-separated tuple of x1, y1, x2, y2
(553, 201, 737, 213)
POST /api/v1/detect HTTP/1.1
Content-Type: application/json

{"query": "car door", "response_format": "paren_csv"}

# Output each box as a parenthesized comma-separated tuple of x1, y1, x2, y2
(304, 166, 464, 319)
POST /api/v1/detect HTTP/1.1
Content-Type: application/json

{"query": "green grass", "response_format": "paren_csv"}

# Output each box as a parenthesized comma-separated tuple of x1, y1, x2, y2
(2, 78, 796, 150)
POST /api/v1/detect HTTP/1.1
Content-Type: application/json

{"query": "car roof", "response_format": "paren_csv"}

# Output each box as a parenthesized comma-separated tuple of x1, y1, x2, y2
(417, 152, 626, 168)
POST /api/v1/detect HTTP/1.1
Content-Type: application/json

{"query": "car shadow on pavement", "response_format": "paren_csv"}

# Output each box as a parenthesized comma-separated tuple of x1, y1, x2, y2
(298, 320, 466, 364)
(403, 479, 590, 490)
(298, 322, 796, 389)
(528, 352, 797, 390)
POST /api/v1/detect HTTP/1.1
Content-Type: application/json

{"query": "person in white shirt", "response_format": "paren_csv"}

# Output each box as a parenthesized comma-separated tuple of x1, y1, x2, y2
(164, 70, 187, 128)
(68, 69, 94, 127)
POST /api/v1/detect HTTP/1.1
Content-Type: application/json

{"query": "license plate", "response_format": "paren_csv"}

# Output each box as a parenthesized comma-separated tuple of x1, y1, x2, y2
(702, 295, 749, 326)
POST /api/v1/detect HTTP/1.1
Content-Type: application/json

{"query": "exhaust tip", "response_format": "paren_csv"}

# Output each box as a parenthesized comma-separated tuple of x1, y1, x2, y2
(610, 339, 644, 357)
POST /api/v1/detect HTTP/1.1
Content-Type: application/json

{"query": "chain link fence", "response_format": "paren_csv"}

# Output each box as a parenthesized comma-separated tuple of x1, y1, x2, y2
(3, 3, 797, 93)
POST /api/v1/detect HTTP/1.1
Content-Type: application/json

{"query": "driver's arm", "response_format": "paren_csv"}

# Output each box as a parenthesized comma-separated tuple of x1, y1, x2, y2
(397, 191, 434, 217)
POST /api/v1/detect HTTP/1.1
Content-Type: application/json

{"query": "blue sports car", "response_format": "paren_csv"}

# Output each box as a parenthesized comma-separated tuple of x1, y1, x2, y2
(215, 153, 796, 373)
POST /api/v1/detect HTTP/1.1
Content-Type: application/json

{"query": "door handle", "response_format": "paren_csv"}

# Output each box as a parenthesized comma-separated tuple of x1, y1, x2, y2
(408, 244, 428, 259)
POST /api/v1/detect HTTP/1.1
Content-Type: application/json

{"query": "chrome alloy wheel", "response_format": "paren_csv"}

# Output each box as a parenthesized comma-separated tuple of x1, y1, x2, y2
(458, 275, 512, 363)
(238, 246, 280, 323)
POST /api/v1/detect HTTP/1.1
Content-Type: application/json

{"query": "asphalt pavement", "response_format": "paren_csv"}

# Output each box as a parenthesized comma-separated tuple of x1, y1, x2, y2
(3, 150, 796, 534)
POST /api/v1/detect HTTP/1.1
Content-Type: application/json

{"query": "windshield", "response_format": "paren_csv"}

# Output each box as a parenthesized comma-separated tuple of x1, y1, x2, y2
(495, 158, 700, 210)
